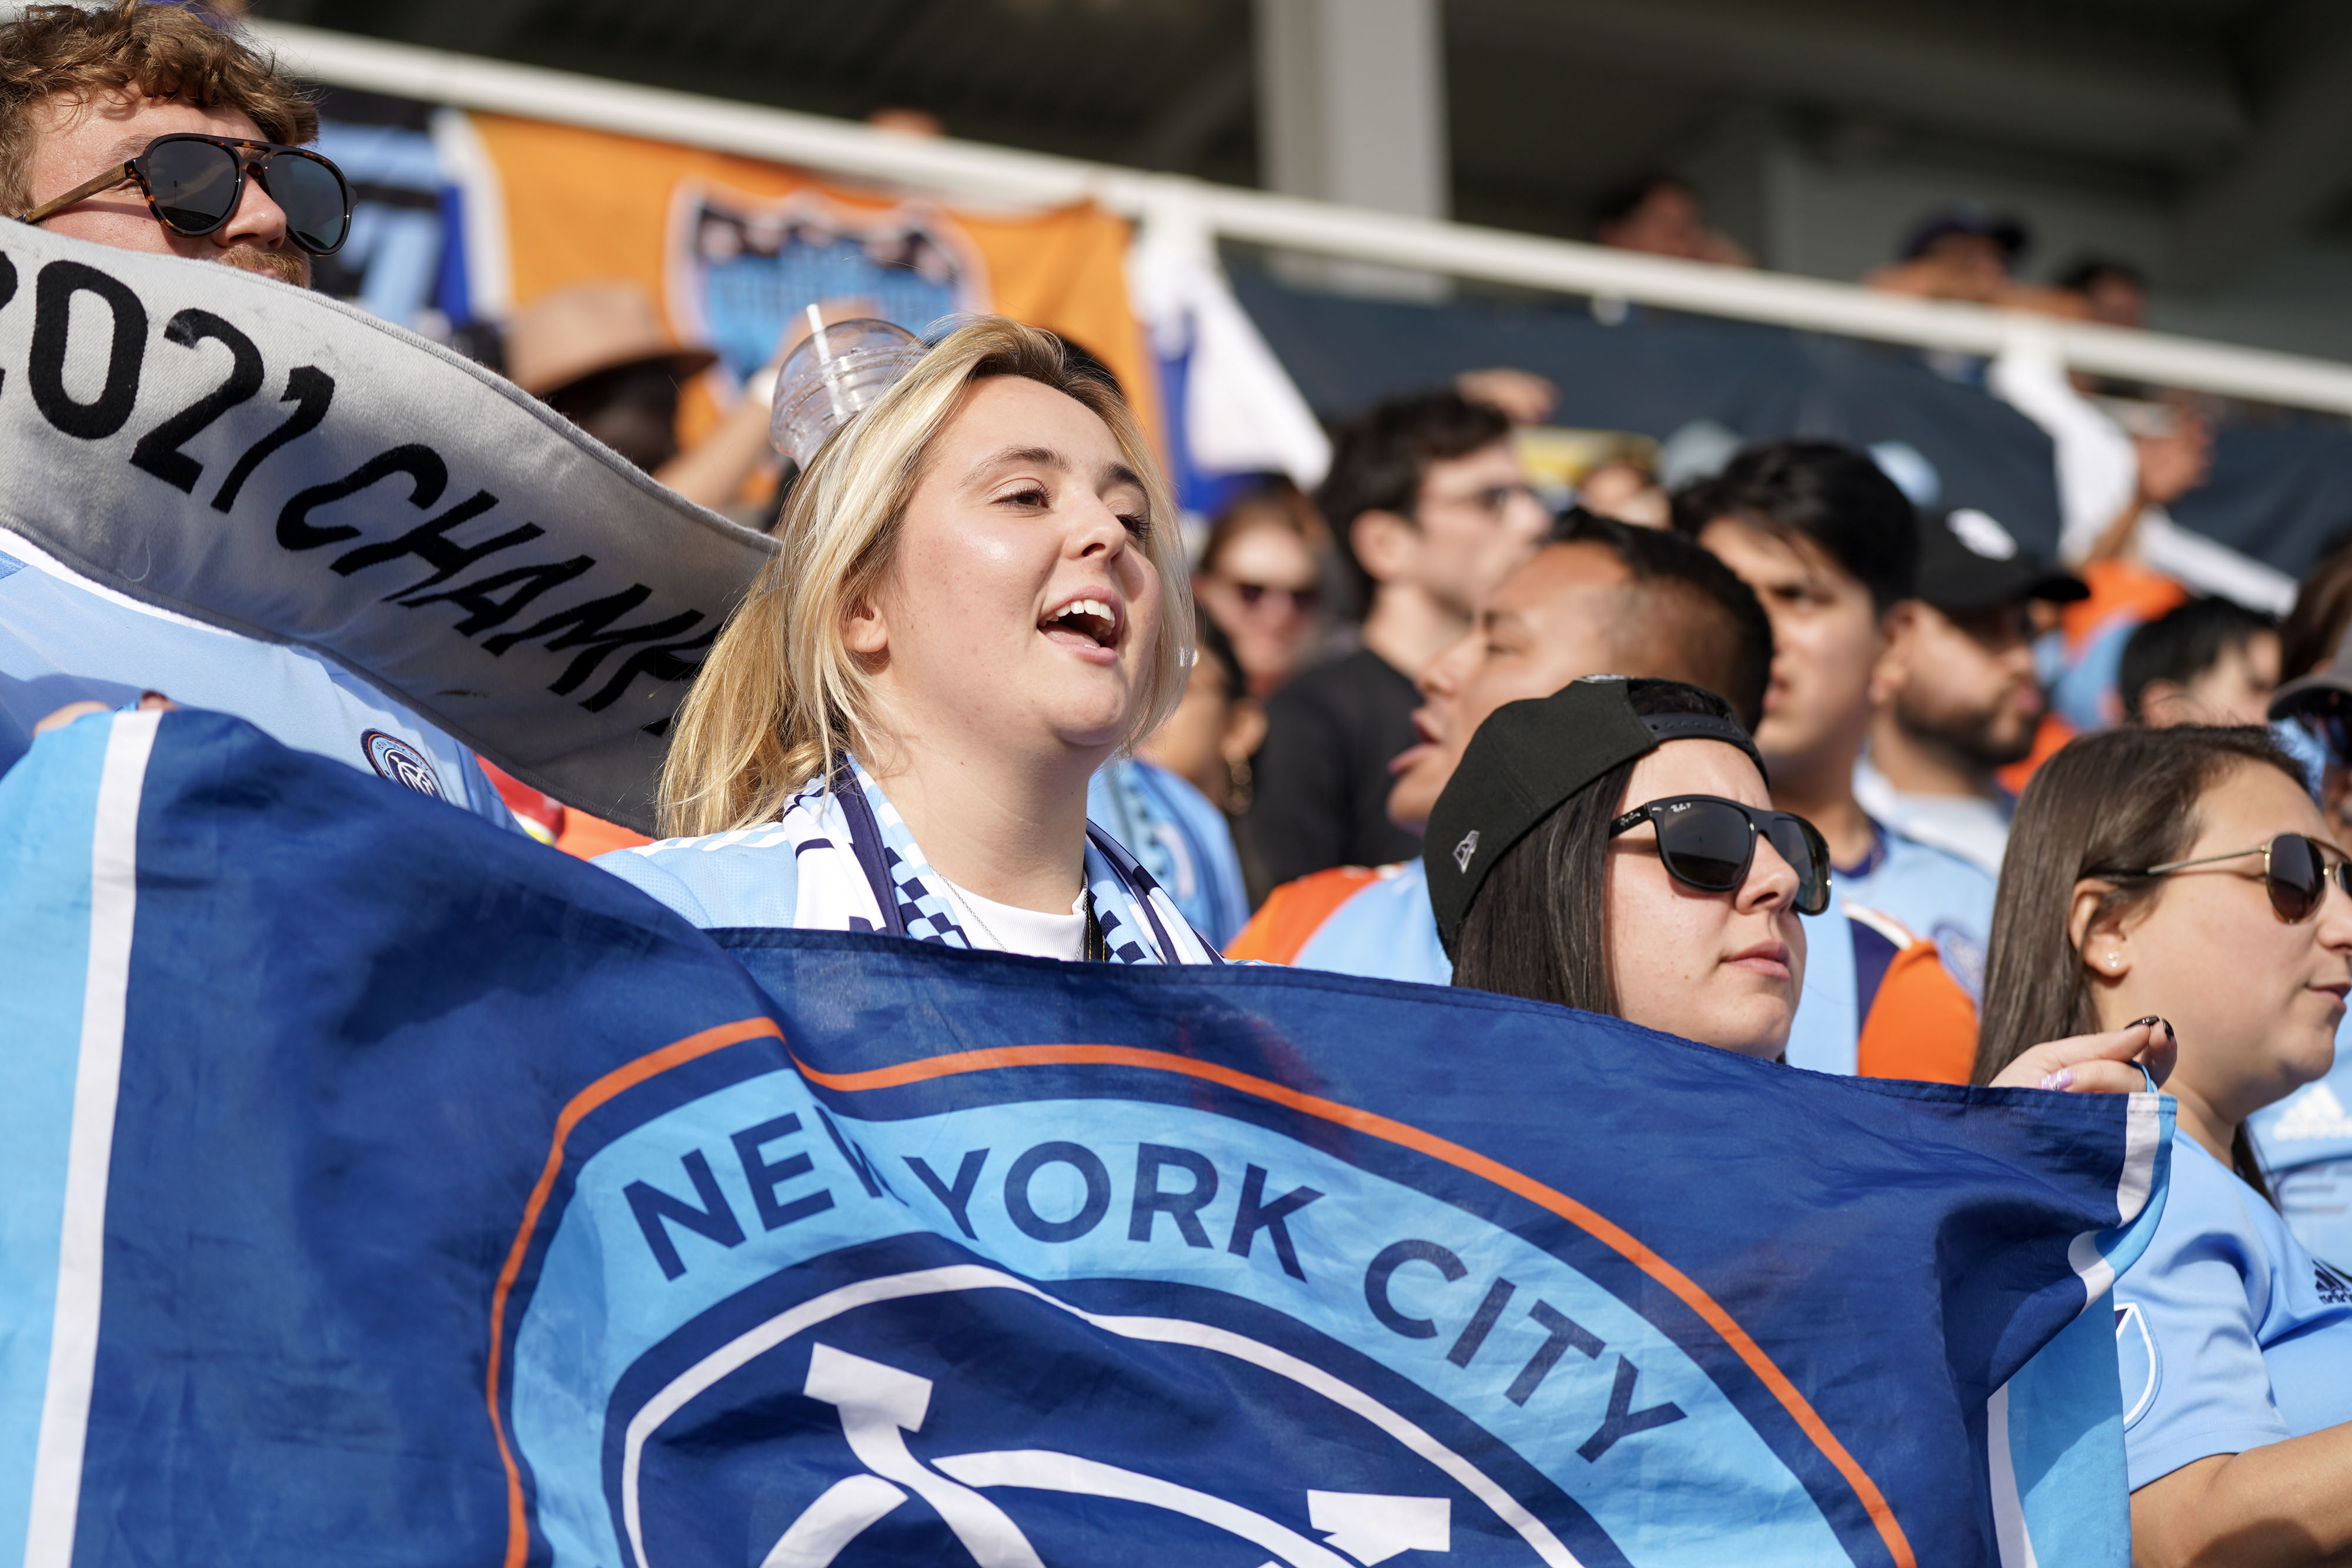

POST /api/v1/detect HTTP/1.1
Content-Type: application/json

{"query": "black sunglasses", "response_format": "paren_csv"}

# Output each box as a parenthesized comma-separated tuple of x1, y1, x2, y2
(2139, 832, 2352, 924)
(19, 133, 352, 257)
(1608, 794, 1833, 917)
(1230, 580, 1319, 613)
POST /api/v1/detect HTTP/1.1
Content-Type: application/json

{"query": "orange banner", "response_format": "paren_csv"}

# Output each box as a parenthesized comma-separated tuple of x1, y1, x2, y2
(467, 113, 1159, 452)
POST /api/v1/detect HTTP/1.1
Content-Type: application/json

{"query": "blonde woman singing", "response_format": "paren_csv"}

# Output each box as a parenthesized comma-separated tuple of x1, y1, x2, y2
(599, 317, 1217, 964)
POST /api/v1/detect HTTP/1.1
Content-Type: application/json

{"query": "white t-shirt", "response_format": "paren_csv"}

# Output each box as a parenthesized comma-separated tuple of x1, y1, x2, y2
(940, 880, 1088, 961)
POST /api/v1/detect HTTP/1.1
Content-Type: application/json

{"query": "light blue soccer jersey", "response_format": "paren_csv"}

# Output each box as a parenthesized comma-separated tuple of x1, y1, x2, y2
(1087, 758, 1251, 950)
(1835, 823, 1997, 999)
(2114, 1136, 2352, 1490)
(2250, 1025, 2352, 1269)
(1284, 859, 1454, 987)
(0, 535, 512, 826)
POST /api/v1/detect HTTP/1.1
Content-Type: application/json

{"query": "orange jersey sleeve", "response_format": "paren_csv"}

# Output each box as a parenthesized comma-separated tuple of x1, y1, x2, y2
(1855, 940, 1980, 1084)
(1225, 865, 1385, 965)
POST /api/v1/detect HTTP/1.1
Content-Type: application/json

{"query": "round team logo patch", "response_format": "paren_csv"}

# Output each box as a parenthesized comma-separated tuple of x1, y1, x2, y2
(361, 730, 445, 800)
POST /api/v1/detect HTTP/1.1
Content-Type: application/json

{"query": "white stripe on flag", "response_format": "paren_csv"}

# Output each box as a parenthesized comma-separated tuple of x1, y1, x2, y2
(1985, 1381, 2040, 1568)
(23, 710, 158, 1568)
(2065, 1092, 2164, 1307)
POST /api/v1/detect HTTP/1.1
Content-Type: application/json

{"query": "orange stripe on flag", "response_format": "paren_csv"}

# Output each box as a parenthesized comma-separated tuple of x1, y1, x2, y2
(487, 1016, 785, 1568)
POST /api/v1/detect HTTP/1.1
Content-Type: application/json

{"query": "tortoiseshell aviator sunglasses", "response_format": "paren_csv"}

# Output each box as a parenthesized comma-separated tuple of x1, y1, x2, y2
(17, 133, 353, 256)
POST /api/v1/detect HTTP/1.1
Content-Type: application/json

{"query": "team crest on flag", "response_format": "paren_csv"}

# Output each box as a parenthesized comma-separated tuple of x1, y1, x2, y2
(666, 184, 990, 386)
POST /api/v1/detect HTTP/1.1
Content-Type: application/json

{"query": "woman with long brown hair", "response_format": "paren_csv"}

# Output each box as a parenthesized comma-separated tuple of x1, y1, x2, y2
(1975, 725, 2352, 1564)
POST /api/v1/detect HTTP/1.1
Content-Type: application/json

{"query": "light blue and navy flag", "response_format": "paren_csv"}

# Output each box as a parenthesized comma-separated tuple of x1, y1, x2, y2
(2, 710, 2169, 1568)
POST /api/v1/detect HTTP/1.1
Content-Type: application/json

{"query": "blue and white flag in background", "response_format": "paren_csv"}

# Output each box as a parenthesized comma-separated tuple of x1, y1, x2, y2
(1, 710, 2167, 1568)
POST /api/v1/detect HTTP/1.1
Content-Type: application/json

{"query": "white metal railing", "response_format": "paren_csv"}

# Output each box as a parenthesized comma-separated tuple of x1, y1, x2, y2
(252, 19, 2352, 416)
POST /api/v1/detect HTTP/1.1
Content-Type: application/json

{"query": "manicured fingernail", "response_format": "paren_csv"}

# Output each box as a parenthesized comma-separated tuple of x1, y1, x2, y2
(2040, 1069, 2075, 1091)
(2130, 1015, 2160, 1029)
(2161, 1018, 2177, 1045)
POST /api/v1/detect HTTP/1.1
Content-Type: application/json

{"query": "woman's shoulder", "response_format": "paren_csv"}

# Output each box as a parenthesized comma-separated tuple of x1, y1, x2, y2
(593, 825, 807, 930)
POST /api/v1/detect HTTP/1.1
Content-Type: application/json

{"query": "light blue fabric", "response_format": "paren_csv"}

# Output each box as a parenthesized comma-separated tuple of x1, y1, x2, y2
(598, 757, 1216, 965)
(2003, 1293, 2133, 1567)
(1853, 755, 2012, 879)
(1836, 824, 1998, 1000)
(2114, 1136, 2352, 1490)
(0, 713, 113, 1557)
(1285, 858, 1454, 987)
(2249, 1019, 2352, 1269)
(1087, 758, 1250, 950)
(0, 539, 513, 827)
(1783, 894, 1861, 1076)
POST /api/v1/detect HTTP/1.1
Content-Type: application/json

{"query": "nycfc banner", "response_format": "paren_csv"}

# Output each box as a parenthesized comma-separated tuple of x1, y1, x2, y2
(0, 221, 776, 828)
(0, 712, 2169, 1568)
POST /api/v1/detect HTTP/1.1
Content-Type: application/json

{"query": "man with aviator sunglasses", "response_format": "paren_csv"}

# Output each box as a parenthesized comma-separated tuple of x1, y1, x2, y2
(0, 0, 516, 828)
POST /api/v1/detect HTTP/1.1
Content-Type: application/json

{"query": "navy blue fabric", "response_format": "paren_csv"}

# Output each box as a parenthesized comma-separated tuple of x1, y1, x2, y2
(1851, 920, 1902, 1026)
(11, 712, 2164, 1567)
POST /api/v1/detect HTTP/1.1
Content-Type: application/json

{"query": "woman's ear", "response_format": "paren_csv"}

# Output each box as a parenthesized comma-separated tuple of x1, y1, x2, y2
(2069, 877, 2132, 981)
(843, 591, 888, 657)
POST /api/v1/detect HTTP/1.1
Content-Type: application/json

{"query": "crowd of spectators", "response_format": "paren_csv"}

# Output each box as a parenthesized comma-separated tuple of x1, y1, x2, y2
(9, 1, 2352, 1557)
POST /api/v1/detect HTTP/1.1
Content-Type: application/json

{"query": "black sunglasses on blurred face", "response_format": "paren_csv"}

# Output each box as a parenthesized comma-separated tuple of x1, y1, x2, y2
(18, 133, 353, 256)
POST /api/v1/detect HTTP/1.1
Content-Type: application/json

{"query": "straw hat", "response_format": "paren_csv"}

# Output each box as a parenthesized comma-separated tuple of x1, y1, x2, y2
(504, 280, 719, 397)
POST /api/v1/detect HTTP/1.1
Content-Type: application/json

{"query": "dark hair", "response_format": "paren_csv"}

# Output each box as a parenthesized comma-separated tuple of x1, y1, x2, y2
(1451, 680, 1746, 1014)
(1671, 440, 1919, 613)
(1556, 509, 1773, 731)
(1973, 724, 2307, 1198)
(2118, 596, 2277, 722)
(1200, 475, 1327, 574)
(1317, 389, 1512, 607)
(1192, 604, 1245, 705)
(2055, 257, 2148, 296)
(0, 1, 319, 216)
(1591, 173, 1689, 232)
(2280, 532, 2352, 680)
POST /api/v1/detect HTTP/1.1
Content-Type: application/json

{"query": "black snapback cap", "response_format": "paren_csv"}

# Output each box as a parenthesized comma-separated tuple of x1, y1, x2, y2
(1423, 676, 1765, 959)
(1916, 507, 2087, 614)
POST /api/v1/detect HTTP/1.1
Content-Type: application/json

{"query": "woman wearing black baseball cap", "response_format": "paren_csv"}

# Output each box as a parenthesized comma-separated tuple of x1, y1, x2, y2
(1425, 675, 2170, 1089)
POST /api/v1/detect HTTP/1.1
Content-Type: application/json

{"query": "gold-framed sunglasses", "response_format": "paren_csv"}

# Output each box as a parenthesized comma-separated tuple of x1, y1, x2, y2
(2139, 833, 2352, 924)
(18, 133, 352, 257)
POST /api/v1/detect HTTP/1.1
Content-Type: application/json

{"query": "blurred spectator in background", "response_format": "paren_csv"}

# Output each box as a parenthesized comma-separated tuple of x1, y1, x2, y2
(1454, 367, 1558, 426)
(1867, 203, 2076, 313)
(1098, 609, 1259, 943)
(1679, 446, 1995, 1064)
(2119, 596, 2280, 727)
(2057, 256, 2150, 330)
(1576, 458, 1670, 528)
(1240, 389, 1547, 888)
(1231, 512, 1770, 979)
(1859, 509, 2087, 879)
(2273, 536, 2352, 839)
(1591, 173, 1752, 266)
(1192, 480, 1328, 697)
(866, 106, 946, 137)
(506, 280, 781, 519)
